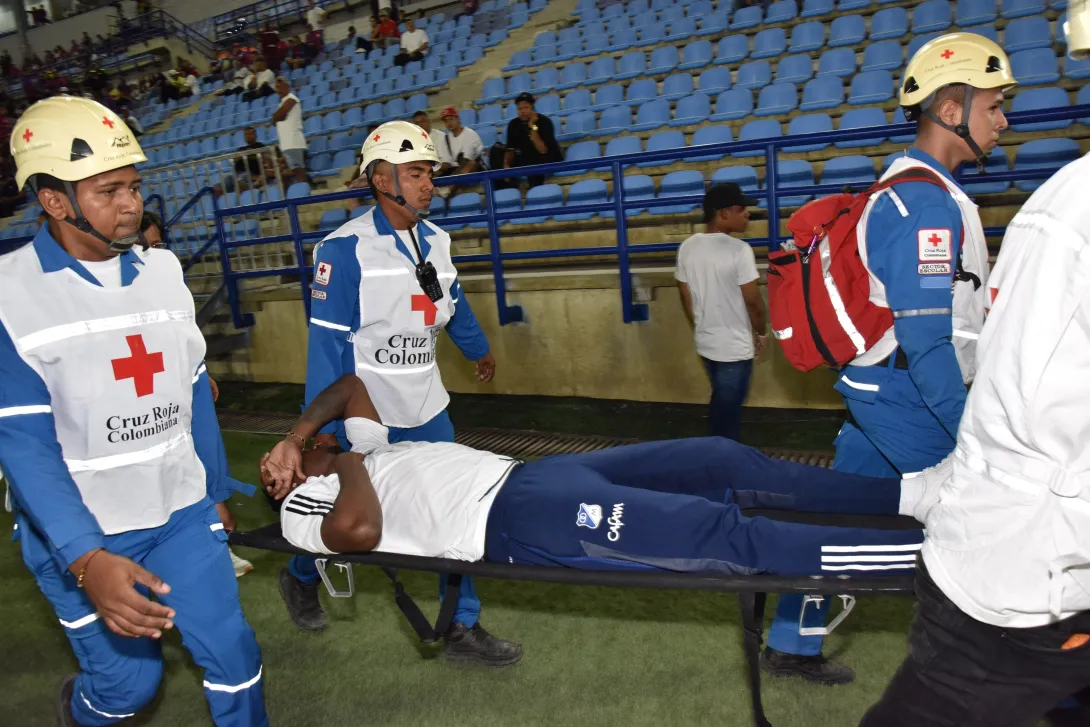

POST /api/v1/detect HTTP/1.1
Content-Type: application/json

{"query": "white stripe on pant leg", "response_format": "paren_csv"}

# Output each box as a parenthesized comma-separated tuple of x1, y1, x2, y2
(210, 523, 224, 532)
(204, 665, 263, 694)
(0, 404, 52, 418)
(59, 612, 100, 630)
(80, 691, 136, 719)
(821, 543, 922, 553)
(821, 563, 917, 571)
(821, 554, 919, 563)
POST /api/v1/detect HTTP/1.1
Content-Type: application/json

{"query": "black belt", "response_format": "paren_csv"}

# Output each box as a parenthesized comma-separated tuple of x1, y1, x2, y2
(874, 348, 909, 370)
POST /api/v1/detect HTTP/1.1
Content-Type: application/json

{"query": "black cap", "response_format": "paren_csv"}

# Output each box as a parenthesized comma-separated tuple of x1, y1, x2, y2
(703, 182, 759, 222)
(515, 91, 535, 105)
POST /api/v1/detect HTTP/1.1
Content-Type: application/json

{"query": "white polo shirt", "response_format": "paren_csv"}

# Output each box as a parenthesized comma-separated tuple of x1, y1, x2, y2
(400, 28, 429, 54)
(306, 4, 326, 31)
(437, 126, 483, 167)
(275, 93, 307, 151)
(675, 232, 760, 362)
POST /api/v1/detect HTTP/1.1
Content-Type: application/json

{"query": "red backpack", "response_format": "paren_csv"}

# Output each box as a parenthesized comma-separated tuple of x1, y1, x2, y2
(766, 169, 947, 372)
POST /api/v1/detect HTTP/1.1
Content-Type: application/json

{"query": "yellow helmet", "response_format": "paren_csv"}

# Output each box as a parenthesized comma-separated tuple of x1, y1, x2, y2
(11, 96, 146, 192)
(1065, 0, 1090, 61)
(900, 32, 1017, 114)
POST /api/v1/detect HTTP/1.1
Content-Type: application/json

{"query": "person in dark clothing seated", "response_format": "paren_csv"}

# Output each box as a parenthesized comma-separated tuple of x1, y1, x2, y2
(501, 92, 563, 189)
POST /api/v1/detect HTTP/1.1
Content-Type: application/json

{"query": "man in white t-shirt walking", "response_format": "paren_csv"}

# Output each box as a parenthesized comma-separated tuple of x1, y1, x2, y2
(305, 0, 327, 39)
(675, 183, 767, 441)
(433, 107, 483, 199)
(395, 15, 429, 67)
(271, 76, 307, 184)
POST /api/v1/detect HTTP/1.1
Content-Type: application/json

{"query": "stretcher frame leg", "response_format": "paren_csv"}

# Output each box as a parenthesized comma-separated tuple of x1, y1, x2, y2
(738, 592, 773, 727)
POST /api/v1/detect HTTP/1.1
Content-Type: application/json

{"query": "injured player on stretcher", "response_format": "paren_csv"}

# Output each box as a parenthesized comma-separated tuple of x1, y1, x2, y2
(261, 375, 933, 575)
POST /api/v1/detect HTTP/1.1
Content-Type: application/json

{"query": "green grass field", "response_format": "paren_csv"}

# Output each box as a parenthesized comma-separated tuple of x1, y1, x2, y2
(2, 429, 925, 727)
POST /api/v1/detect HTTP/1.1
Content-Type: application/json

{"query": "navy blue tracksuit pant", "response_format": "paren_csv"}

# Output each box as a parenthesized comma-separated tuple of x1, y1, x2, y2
(485, 438, 922, 576)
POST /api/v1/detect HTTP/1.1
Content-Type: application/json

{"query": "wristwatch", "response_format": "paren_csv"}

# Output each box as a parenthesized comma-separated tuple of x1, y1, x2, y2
(531, 124, 538, 132)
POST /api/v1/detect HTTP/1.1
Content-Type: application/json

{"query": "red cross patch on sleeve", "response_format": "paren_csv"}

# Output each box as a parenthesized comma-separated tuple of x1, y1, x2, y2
(918, 229, 952, 263)
(315, 261, 333, 286)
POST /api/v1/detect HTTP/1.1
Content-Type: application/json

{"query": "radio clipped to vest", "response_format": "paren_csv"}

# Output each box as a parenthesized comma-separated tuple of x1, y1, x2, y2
(406, 227, 444, 303)
(766, 169, 949, 372)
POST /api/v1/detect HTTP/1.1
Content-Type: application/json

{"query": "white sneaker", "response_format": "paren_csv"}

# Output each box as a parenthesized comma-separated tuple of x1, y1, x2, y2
(230, 549, 254, 578)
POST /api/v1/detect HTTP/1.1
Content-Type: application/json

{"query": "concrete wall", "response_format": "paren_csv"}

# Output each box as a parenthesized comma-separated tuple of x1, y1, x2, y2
(0, 2, 136, 58)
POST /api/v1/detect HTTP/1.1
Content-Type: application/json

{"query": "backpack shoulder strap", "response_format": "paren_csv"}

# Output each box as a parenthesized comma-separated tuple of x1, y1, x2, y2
(869, 166, 949, 196)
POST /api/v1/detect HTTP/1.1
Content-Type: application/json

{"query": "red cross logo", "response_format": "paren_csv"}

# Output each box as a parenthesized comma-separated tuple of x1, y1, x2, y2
(102, 116, 115, 129)
(111, 335, 165, 398)
(373, 134, 381, 141)
(940, 49, 954, 60)
(928, 233, 944, 246)
(411, 294, 438, 326)
(21, 128, 32, 143)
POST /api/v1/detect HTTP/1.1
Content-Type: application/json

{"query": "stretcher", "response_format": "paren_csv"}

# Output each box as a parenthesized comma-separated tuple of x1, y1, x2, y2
(230, 510, 919, 727)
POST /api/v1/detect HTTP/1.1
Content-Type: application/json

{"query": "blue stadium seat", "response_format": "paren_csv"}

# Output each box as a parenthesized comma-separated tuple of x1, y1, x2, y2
(766, 0, 799, 23)
(698, 67, 733, 94)
(771, 161, 815, 208)
(697, 11, 729, 36)
(711, 88, 754, 120)
(753, 28, 787, 59)
(790, 22, 825, 53)
(1005, 16, 1052, 52)
(639, 130, 688, 167)
(818, 48, 856, 77)
(557, 39, 582, 61)
(535, 30, 555, 47)
(532, 67, 559, 93)
(957, 0, 999, 25)
(836, 107, 889, 148)
(631, 9, 655, 28)
(688, 0, 714, 18)
(1014, 139, 1081, 191)
(890, 107, 916, 144)
(560, 88, 591, 116)
(319, 209, 349, 231)
(601, 175, 656, 219)
(785, 113, 834, 152)
(286, 180, 312, 199)
(907, 32, 942, 60)
(737, 60, 773, 89)
(822, 156, 877, 188)
(592, 84, 626, 111)
(662, 73, 695, 101)
(609, 29, 638, 53)
(1002, 0, 1045, 18)
(648, 46, 680, 75)
(557, 62, 588, 90)
(958, 147, 1011, 195)
(680, 39, 714, 70)
(1011, 48, 1061, 84)
(660, 5, 685, 24)
(1010, 87, 1071, 131)
(632, 98, 671, 131)
(459, 108, 479, 127)
(776, 54, 814, 84)
(686, 124, 734, 161)
(801, 0, 833, 16)
(1066, 54, 1090, 79)
(914, 0, 952, 32)
(604, 135, 643, 166)
(666, 18, 698, 43)
(862, 40, 903, 72)
(477, 103, 504, 127)
(520, 184, 563, 224)
(536, 94, 562, 117)
(481, 77, 505, 103)
(558, 110, 596, 141)
(849, 70, 894, 104)
(715, 35, 749, 65)
(617, 51, 647, 80)
(755, 82, 799, 116)
(487, 188, 522, 229)
(712, 167, 761, 207)
(560, 140, 602, 176)
(584, 34, 609, 56)
(828, 15, 866, 46)
(503, 73, 532, 100)
(587, 57, 617, 84)
(1078, 85, 1090, 124)
(594, 105, 634, 136)
(800, 75, 844, 110)
(339, 107, 363, 130)
(870, 7, 908, 40)
(636, 23, 665, 47)
(731, 6, 763, 30)
(839, 0, 870, 10)
(625, 79, 659, 106)
(556, 180, 609, 222)
(672, 94, 711, 125)
(650, 170, 705, 215)
(445, 193, 481, 231)
(732, 119, 783, 158)
(478, 126, 499, 148)
(423, 197, 444, 222)
(532, 44, 557, 66)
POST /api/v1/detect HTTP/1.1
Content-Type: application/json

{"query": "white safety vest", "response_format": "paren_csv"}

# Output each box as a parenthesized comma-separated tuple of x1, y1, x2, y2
(852, 155, 991, 383)
(922, 152, 1090, 628)
(348, 209, 457, 429)
(0, 246, 208, 535)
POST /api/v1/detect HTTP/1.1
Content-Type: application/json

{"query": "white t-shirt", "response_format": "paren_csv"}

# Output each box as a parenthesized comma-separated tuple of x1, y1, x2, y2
(675, 232, 759, 362)
(306, 4, 326, 31)
(275, 93, 307, 151)
(80, 256, 123, 288)
(229, 67, 252, 90)
(185, 74, 200, 96)
(280, 418, 519, 560)
(400, 28, 429, 54)
(437, 126, 483, 168)
(253, 68, 275, 89)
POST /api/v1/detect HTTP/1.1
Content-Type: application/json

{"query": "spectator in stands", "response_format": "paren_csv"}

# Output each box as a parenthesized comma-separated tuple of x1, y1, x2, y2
(502, 92, 562, 189)
(373, 9, 400, 48)
(306, 0, 328, 44)
(433, 107, 483, 199)
(272, 76, 308, 184)
(243, 59, 275, 101)
(221, 126, 272, 194)
(394, 15, 428, 66)
(260, 23, 282, 71)
(140, 211, 164, 248)
(222, 60, 253, 96)
(676, 183, 766, 442)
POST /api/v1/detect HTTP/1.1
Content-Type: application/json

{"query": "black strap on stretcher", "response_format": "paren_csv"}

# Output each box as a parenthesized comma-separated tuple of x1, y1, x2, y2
(231, 518, 917, 727)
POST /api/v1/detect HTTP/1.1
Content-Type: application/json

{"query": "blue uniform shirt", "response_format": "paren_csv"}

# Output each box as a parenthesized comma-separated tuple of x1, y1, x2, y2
(0, 227, 243, 570)
(305, 206, 490, 435)
(864, 148, 968, 438)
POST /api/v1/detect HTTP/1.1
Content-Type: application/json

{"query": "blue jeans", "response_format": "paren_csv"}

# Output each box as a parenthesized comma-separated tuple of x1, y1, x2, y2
(288, 409, 483, 628)
(701, 357, 753, 441)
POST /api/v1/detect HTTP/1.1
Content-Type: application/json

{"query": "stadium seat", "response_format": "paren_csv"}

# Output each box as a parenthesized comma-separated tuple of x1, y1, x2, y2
(836, 107, 889, 148)
(587, 57, 617, 84)
(662, 74, 696, 101)
(1066, 54, 1090, 79)
(688, 0, 714, 18)
(458, 108, 479, 127)
(1078, 85, 1090, 124)
(680, 39, 714, 70)
(790, 22, 825, 53)
(477, 103, 504, 128)
(1010, 87, 1071, 131)
(557, 62, 588, 90)
(560, 88, 591, 116)
(755, 82, 799, 116)
(556, 180, 609, 221)
(731, 6, 763, 30)
(698, 67, 734, 95)
(714, 35, 749, 65)
(536, 94, 561, 117)
(558, 110, 596, 141)
(639, 130, 688, 167)
(609, 29, 638, 53)
(584, 34, 609, 56)
(445, 193, 481, 231)
(776, 54, 814, 84)
(1011, 48, 1061, 84)
(839, 0, 870, 10)
(520, 184, 563, 224)
(862, 40, 903, 72)
(890, 107, 916, 144)
(625, 79, 659, 106)
(1014, 139, 1081, 191)
(828, 15, 866, 47)
(650, 170, 705, 215)
(481, 77, 505, 103)
(594, 105, 634, 136)
(771, 160, 815, 208)
(766, 0, 799, 23)
(822, 155, 877, 188)
(632, 9, 656, 29)
(753, 28, 788, 59)
(503, 73, 532, 100)
(319, 209, 349, 231)
(800, 75, 844, 110)
(478, 126, 499, 148)
(636, 23, 665, 47)
(632, 99, 672, 131)
(648, 47, 680, 75)
(712, 166, 761, 203)
(957, 0, 999, 25)
(849, 71, 894, 105)
(535, 30, 556, 47)
(871, 8, 908, 41)
(711, 88, 754, 120)
(532, 44, 558, 66)
(532, 67, 559, 93)
(616, 51, 647, 80)
(560, 140, 603, 176)
(487, 188, 522, 229)
(959, 147, 1011, 195)
(1002, 0, 1045, 18)
(666, 18, 698, 43)
(913, 0, 952, 33)
(818, 48, 856, 77)
(672, 94, 711, 126)
(785, 113, 834, 152)
(1004, 16, 1052, 52)
(732, 119, 783, 158)
(697, 11, 729, 36)
(801, 0, 833, 16)
(737, 60, 773, 89)
(604, 135, 643, 166)
(592, 84, 626, 111)
(601, 175, 655, 219)
(686, 124, 734, 161)
(558, 39, 583, 61)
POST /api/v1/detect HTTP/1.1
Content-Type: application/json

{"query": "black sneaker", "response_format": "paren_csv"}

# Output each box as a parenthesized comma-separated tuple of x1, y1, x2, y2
(761, 647, 855, 685)
(57, 673, 78, 727)
(444, 623, 523, 666)
(278, 567, 327, 632)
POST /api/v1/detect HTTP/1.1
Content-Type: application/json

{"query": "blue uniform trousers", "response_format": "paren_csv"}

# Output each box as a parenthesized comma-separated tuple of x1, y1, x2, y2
(288, 409, 483, 628)
(19, 498, 266, 726)
(484, 438, 922, 576)
(770, 364, 958, 656)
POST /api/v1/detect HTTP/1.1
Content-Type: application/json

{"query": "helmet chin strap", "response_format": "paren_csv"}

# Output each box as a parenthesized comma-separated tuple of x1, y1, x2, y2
(58, 180, 143, 253)
(922, 85, 989, 172)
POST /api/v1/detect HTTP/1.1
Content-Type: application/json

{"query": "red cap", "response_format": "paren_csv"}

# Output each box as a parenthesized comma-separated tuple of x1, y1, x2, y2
(440, 106, 459, 119)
